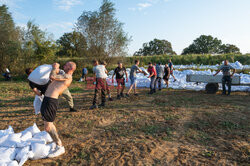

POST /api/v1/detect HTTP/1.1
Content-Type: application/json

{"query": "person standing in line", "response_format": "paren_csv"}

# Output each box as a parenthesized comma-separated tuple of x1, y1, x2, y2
(163, 64, 170, 88)
(213, 60, 236, 95)
(155, 62, 164, 91)
(126, 60, 144, 97)
(90, 60, 107, 109)
(168, 59, 177, 82)
(101, 61, 113, 101)
(147, 62, 157, 94)
(112, 62, 128, 99)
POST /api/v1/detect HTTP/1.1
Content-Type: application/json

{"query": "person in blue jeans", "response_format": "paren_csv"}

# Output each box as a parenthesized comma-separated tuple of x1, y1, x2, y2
(213, 60, 236, 95)
(126, 60, 144, 97)
(155, 63, 164, 91)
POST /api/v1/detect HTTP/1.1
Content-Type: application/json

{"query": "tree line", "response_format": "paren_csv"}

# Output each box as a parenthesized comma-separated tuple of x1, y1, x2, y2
(134, 35, 241, 56)
(0, 0, 130, 73)
(0, 0, 244, 75)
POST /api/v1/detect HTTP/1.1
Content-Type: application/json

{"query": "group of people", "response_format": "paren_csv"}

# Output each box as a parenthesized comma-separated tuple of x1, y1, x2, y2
(21, 58, 235, 159)
(147, 59, 176, 94)
(89, 59, 177, 109)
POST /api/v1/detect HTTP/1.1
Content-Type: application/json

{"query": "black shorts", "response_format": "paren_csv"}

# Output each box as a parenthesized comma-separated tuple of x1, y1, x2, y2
(29, 81, 51, 95)
(41, 96, 58, 122)
(163, 75, 169, 81)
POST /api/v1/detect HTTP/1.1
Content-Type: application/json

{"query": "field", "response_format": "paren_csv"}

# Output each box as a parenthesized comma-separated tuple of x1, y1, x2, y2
(0, 81, 249, 165)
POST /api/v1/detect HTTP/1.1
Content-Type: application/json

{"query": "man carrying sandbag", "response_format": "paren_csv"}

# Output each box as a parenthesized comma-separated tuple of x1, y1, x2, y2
(41, 62, 76, 158)
(26, 64, 77, 113)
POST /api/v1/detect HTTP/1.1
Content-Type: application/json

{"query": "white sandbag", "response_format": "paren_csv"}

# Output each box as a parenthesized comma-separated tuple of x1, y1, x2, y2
(21, 123, 40, 136)
(0, 147, 16, 162)
(25, 138, 46, 145)
(31, 143, 51, 160)
(0, 161, 18, 166)
(0, 133, 21, 148)
(20, 131, 32, 142)
(33, 131, 53, 143)
(28, 64, 52, 85)
(0, 126, 14, 137)
(18, 151, 34, 166)
(33, 95, 44, 115)
(15, 146, 30, 161)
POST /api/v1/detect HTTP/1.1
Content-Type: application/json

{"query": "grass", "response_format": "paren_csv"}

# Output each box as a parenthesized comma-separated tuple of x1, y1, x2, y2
(0, 81, 249, 165)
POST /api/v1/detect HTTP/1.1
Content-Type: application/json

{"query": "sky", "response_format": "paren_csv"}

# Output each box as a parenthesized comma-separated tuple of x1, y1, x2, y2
(1, 0, 250, 55)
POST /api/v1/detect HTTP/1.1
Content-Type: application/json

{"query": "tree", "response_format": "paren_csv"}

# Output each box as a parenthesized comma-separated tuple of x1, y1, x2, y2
(56, 31, 87, 57)
(21, 20, 57, 66)
(182, 35, 222, 55)
(219, 44, 240, 54)
(134, 38, 176, 56)
(76, 0, 130, 60)
(0, 5, 21, 72)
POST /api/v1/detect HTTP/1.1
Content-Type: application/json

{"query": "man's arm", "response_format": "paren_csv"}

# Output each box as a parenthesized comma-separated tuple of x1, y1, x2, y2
(213, 70, 220, 76)
(50, 68, 71, 81)
(231, 69, 236, 77)
(33, 88, 41, 96)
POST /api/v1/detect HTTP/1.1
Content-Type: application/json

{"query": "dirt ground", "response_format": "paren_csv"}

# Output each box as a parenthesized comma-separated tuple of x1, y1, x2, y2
(0, 81, 249, 166)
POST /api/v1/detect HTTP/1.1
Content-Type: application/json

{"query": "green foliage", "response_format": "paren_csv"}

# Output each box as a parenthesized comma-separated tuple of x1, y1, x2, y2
(0, 5, 22, 72)
(21, 20, 57, 67)
(56, 31, 87, 57)
(76, 0, 130, 60)
(182, 35, 241, 54)
(128, 54, 250, 66)
(134, 38, 176, 56)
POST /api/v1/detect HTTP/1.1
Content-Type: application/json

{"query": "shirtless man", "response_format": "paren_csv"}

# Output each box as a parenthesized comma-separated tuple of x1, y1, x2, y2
(41, 61, 76, 158)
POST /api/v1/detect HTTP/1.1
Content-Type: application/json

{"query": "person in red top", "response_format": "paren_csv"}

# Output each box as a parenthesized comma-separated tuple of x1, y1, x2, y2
(147, 62, 157, 94)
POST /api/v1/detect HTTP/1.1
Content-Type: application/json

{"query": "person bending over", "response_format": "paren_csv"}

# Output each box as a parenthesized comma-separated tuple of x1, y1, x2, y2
(25, 66, 77, 112)
(41, 62, 76, 158)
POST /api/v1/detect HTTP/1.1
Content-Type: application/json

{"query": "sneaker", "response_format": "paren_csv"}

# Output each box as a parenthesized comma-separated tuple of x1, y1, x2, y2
(153, 89, 156, 93)
(117, 95, 121, 100)
(120, 93, 124, 97)
(134, 93, 139, 96)
(98, 103, 105, 107)
(221, 92, 226, 95)
(47, 145, 65, 158)
(125, 93, 130, 97)
(90, 105, 98, 109)
(173, 79, 177, 82)
(108, 97, 113, 101)
(70, 108, 77, 112)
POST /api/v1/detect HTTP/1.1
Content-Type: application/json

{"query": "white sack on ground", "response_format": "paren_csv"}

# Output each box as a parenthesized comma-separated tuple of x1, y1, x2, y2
(0, 124, 56, 165)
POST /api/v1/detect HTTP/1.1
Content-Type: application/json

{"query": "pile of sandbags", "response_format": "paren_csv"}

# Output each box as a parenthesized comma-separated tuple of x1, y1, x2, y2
(0, 124, 56, 166)
(107, 68, 250, 92)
